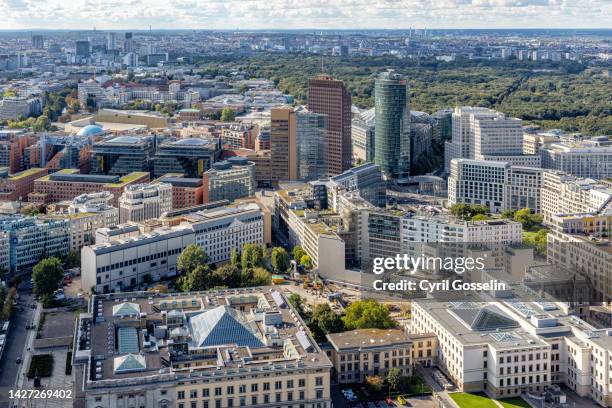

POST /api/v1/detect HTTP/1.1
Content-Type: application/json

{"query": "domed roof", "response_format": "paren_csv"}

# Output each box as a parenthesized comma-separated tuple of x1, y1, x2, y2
(76, 124, 104, 137)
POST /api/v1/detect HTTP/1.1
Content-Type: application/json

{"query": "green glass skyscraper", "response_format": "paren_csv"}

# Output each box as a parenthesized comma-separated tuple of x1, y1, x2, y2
(374, 71, 411, 179)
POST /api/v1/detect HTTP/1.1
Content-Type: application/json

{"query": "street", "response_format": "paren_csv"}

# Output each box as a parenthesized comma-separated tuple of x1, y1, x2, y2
(0, 286, 35, 408)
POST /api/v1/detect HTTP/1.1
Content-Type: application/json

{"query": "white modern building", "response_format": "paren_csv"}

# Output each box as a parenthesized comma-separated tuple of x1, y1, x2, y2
(413, 288, 612, 406)
(448, 159, 543, 213)
(540, 171, 612, 224)
(82, 202, 266, 293)
(119, 183, 173, 223)
(540, 137, 612, 179)
(444, 107, 538, 172)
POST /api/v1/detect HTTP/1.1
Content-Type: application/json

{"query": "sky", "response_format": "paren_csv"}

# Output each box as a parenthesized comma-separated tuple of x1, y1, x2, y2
(0, 0, 610, 30)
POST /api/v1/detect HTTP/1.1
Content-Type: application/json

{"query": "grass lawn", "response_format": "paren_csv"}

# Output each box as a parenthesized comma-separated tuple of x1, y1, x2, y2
(499, 397, 532, 408)
(450, 393, 498, 408)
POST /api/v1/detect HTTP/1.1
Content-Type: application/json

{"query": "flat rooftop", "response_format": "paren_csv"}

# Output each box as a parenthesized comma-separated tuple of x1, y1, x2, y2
(327, 328, 411, 351)
(76, 287, 330, 386)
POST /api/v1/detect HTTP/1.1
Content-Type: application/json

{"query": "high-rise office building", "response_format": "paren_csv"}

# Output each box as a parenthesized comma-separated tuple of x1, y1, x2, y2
(106, 32, 116, 50)
(374, 71, 411, 179)
(31, 34, 44, 49)
(270, 107, 297, 182)
(75, 40, 90, 59)
(308, 75, 352, 176)
(444, 107, 530, 172)
(123, 32, 134, 53)
(295, 106, 327, 181)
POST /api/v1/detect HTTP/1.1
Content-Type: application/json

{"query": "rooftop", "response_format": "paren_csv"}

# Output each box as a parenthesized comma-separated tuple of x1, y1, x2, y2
(74, 287, 331, 387)
(327, 328, 411, 351)
(8, 167, 46, 181)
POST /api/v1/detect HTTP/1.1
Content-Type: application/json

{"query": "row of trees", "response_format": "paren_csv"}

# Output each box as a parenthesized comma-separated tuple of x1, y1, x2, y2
(175, 244, 272, 292)
(0, 285, 17, 320)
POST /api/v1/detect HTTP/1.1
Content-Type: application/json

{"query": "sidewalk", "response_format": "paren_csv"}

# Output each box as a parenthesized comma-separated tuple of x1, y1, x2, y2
(415, 365, 460, 408)
(12, 302, 41, 407)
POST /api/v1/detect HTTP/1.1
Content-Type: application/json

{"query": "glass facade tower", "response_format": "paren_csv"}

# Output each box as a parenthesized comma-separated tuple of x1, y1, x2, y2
(374, 71, 411, 179)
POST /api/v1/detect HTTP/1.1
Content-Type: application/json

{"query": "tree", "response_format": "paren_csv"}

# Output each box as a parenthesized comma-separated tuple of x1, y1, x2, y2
(300, 254, 313, 270)
(524, 229, 548, 256)
(365, 375, 384, 391)
(241, 243, 265, 271)
(292, 246, 307, 261)
(288, 293, 304, 315)
(176, 274, 193, 292)
(514, 208, 543, 230)
(471, 214, 490, 221)
(230, 248, 240, 266)
(343, 299, 396, 330)
(64, 250, 80, 268)
(220, 107, 236, 122)
(177, 244, 208, 275)
(32, 115, 51, 132)
(249, 267, 272, 286)
(387, 368, 402, 391)
(271, 247, 289, 273)
(211, 264, 242, 288)
(32, 257, 64, 297)
(449, 203, 489, 220)
(1, 287, 17, 320)
(311, 304, 344, 335)
(501, 209, 516, 219)
(189, 264, 212, 291)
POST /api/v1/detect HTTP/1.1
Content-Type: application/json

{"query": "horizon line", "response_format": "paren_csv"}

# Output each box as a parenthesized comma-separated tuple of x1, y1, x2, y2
(1, 27, 611, 32)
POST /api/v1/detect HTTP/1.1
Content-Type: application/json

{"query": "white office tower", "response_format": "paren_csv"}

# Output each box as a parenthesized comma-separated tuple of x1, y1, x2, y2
(106, 32, 116, 50)
(119, 183, 172, 223)
(444, 107, 537, 172)
(448, 159, 542, 213)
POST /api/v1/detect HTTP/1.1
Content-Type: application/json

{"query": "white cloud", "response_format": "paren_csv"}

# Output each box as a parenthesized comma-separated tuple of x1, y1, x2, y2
(0, 0, 609, 29)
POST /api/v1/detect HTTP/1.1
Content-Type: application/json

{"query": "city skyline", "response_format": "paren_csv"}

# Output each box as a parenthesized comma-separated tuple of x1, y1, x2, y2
(0, 0, 611, 30)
